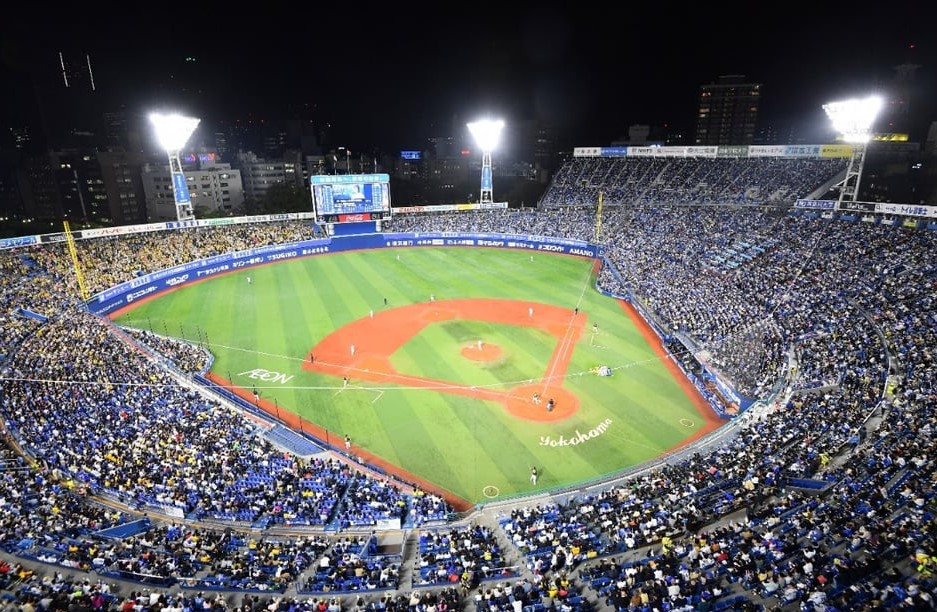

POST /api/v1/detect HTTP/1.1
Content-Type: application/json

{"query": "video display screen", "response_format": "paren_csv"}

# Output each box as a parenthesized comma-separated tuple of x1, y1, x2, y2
(310, 174, 391, 224)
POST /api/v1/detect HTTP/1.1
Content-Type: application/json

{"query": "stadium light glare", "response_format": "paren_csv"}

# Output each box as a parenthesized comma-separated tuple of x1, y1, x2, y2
(467, 119, 504, 204)
(149, 112, 200, 152)
(822, 95, 883, 143)
(149, 112, 200, 222)
(467, 119, 504, 153)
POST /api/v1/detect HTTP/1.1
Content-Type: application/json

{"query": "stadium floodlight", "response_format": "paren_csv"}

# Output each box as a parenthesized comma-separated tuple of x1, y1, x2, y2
(149, 112, 200, 222)
(822, 96, 882, 209)
(467, 119, 504, 204)
(822, 95, 883, 143)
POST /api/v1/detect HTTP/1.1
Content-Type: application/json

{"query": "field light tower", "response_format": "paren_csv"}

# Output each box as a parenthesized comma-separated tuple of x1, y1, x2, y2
(822, 95, 883, 210)
(150, 112, 200, 222)
(467, 119, 504, 204)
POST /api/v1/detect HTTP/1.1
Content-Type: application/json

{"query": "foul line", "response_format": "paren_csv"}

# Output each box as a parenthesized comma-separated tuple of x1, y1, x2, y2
(541, 264, 595, 392)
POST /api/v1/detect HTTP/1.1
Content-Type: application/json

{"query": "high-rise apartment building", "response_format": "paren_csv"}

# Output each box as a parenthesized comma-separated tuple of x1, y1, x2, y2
(51, 150, 108, 223)
(695, 75, 761, 146)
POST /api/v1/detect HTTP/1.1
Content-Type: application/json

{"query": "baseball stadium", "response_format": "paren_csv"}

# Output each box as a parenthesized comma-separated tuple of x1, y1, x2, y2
(1, 140, 936, 612)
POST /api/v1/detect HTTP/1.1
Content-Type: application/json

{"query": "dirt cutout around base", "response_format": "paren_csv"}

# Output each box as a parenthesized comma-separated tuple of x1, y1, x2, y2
(503, 384, 579, 421)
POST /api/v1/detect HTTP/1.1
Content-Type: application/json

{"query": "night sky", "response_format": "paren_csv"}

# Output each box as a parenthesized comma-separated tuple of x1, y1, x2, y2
(2, 1, 935, 150)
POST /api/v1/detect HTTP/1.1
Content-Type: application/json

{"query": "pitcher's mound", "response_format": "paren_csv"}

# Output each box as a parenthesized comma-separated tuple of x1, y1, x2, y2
(461, 343, 503, 362)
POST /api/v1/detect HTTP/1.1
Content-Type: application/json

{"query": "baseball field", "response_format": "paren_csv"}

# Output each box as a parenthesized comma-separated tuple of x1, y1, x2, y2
(113, 247, 722, 508)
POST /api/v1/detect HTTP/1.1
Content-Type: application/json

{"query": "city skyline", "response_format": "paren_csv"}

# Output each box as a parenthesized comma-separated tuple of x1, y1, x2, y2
(2, 2, 936, 152)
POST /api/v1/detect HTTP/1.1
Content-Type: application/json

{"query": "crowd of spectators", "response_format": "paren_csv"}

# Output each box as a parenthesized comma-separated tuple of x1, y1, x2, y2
(121, 328, 214, 374)
(537, 157, 845, 208)
(300, 532, 401, 593)
(28, 222, 313, 298)
(0, 176, 935, 609)
(473, 574, 588, 612)
(415, 524, 515, 587)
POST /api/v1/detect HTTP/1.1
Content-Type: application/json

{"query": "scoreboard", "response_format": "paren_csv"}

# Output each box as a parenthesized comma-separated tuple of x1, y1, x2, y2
(310, 173, 391, 224)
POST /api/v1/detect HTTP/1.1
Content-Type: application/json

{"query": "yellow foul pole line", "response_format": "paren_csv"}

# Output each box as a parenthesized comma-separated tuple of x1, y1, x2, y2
(594, 190, 604, 243)
(63, 220, 89, 301)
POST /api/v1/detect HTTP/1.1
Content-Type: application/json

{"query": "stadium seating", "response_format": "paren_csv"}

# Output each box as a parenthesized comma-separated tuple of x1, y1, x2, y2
(0, 165, 936, 610)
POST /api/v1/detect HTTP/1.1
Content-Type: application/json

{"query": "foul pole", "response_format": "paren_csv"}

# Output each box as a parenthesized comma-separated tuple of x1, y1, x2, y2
(63, 220, 89, 301)
(595, 190, 604, 242)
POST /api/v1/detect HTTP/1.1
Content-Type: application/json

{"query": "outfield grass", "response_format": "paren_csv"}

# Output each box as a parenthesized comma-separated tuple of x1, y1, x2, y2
(115, 248, 711, 504)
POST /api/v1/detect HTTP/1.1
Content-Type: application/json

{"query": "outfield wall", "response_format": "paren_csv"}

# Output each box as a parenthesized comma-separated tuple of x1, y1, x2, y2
(87, 232, 601, 316)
